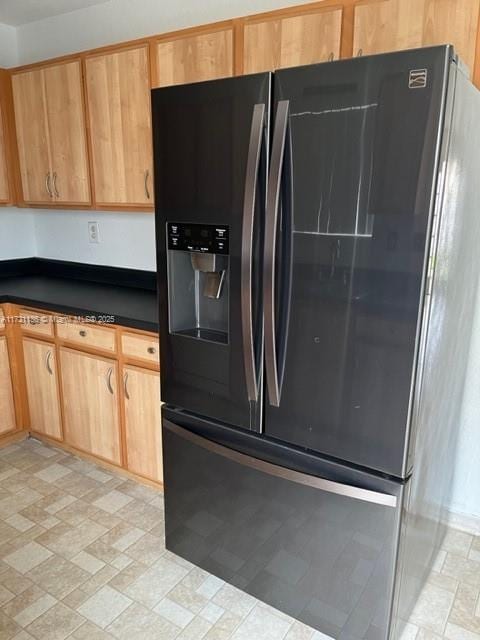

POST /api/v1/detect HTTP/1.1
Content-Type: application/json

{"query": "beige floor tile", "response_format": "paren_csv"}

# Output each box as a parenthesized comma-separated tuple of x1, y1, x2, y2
(71, 550, 106, 575)
(42, 519, 107, 559)
(107, 561, 149, 592)
(428, 571, 460, 594)
(203, 611, 243, 640)
(25, 602, 85, 640)
(115, 501, 162, 532)
(0, 610, 21, 639)
(0, 568, 34, 596)
(442, 554, 480, 588)
(284, 620, 316, 640)
(449, 582, 480, 635)
(200, 601, 225, 625)
(123, 532, 165, 564)
(13, 593, 57, 628)
(77, 585, 132, 629)
(34, 464, 71, 484)
(176, 615, 213, 640)
(3, 542, 53, 575)
(93, 491, 133, 515)
(71, 620, 115, 639)
(78, 564, 119, 597)
(416, 628, 444, 640)
(410, 582, 455, 635)
(5, 515, 36, 533)
(154, 596, 196, 628)
(212, 584, 257, 619)
(231, 604, 291, 640)
(0, 583, 15, 606)
(106, 602, 180, 640)
(123, 555, 188, 608)
(445, 622, 480, 640)
(26, 555, 89, 599)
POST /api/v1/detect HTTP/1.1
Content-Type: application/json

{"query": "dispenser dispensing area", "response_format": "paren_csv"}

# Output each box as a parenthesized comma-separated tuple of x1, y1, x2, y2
(167, 222, 229, 344)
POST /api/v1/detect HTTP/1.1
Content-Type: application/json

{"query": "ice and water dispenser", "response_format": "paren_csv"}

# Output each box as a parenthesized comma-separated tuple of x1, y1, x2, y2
(167, 222, 229, 344)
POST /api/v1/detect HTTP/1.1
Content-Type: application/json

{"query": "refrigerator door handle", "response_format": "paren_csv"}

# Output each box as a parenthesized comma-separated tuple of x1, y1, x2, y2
(264, 99, 290, 407)
(164, 420, 398, 508)
(241, 103, 265, 402)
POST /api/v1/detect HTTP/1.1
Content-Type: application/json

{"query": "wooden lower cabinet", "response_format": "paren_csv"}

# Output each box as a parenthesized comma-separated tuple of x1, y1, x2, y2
(124, 366, 162, 483)
(0, 336, 16, 435)
(60, 347, 121, 465)
(23, 338, 62, 440)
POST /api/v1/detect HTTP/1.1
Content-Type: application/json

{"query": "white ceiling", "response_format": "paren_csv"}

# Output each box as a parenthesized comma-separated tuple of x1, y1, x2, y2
(0, 0, 111, 26)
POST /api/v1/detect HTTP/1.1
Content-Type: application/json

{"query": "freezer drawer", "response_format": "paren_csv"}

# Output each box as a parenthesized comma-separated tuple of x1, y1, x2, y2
(163, 419, 405, 639)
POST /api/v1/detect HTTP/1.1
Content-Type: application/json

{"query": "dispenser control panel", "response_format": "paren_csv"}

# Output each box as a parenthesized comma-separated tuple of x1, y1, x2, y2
(167, 222, 229, 255)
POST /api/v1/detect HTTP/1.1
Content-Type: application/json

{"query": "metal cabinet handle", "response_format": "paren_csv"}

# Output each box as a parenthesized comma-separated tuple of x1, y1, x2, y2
(357, 48, 363, 57)
(79, 330, 87, 337)
(241, 103, 265, 402)
(144, 169, 151, 200)
(45, 172, 53, 198)
(52, 172, 60, 198)
(45, 350, 53, 375)
(328, 52, 334, 62)
(106, 367, 114, 395)
(123, 372, 130, 400)
(165, 421, 398, 508)
(147, 346, 156, 355)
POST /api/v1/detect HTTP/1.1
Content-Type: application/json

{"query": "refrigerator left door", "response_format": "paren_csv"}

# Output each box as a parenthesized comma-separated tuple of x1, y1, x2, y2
(152, 73, 271, 432)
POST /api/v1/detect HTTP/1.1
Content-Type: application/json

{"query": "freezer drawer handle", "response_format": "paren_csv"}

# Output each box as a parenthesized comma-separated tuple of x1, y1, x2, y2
(264, 99, 293, 407)
(241, 103, 265, 402)
(165, 420, 397, 508)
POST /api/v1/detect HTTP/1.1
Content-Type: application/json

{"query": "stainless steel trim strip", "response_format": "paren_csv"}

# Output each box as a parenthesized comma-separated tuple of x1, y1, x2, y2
(164, 420, 397, 508)
(241, 103, 265, 402)
(264, 100, 289, 407)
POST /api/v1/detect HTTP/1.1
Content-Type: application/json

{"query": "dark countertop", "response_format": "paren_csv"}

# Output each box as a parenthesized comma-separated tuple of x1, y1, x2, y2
(0, 259, 158, 333)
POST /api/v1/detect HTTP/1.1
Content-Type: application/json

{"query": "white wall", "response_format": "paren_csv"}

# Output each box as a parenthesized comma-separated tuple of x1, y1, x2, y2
(0, 208, 36, 259)
(0, 22, 18, 67)
(33, 209, 156, 270)
(15, 0, 310, 64)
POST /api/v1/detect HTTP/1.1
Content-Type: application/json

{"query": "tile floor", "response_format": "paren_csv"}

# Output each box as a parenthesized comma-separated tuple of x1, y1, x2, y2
(0, 438, 479, 640)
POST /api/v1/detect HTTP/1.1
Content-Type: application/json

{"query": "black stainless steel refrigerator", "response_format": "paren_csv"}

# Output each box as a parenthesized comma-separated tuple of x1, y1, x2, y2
(152, 46, 480, 640)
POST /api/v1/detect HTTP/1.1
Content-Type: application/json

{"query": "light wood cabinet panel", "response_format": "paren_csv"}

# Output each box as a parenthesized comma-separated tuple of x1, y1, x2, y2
(57, 320, 116, 353)
(0, 104, 10, 203)
(12, 69, 53, 204)
(124, 366, 162, 482)
(422, 0, 480, 76)
(23, 339, 62, 440)
(60, 348, 121, 464)
(244, 9, 343, 74)
(353, 0, 480, 76)
(121, 332, 159, 365)
(0, 336, 16, 435)
(43, 61, 91, 204)
(85, 45, 153, 207)
(154, 28, 233, 87)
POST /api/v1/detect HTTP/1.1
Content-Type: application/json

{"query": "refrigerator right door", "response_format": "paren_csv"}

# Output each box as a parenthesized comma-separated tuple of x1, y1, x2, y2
(264, 47, 452, 478)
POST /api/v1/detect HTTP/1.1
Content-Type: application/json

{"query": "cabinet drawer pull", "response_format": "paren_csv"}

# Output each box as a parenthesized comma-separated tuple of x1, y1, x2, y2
(147, 346, 156, 355)
(328, 52, 334, 62)
(79, 330, 87, 337)
(52, 172, 60, 198)
(144, 169, 151, 200)
(123, 372, 130, 400)
(106, 367, 114, 395)
(357, 48, 363, 57)
(45, 172, 53, 197)
(45, 350, 53, 375)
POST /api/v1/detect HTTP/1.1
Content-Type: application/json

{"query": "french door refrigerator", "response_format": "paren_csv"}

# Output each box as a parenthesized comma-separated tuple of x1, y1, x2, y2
(152, 46, 480, 640)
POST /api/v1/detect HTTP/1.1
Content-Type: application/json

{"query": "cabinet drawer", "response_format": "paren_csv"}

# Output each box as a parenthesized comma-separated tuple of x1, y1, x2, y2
(122, 332, 159, 364)
(20, 309, 55, 338)
(57, 321, 116, 353)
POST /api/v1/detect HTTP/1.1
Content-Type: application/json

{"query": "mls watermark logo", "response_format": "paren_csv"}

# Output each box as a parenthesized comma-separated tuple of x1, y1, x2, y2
(409, 69, 428, 89)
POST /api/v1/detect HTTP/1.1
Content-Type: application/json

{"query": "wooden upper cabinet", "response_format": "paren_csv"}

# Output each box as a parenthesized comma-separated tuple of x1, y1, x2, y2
(353, 0, 480, 76)
(243, 8, 343, 74)
(43, 61, 91, 204)
(12, 61, 91, 205)
(12, 69, 52, 204)
(0, 336, 16, 435)
(85, 45, 153, 207)
(0, 102, 10, 203)
(153, 27, 233, 87)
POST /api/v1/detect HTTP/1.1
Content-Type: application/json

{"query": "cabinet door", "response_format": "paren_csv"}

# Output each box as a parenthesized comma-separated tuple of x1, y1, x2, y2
(12, 69, 53, 204)
(85, 45, 153, 207)
(0, 103, 10, 203)
(43, 61, 91, 204)
(23, 339, 62, 440)
(244, 9, 343, 74)
(60, 348, 121, 464)
(353, 0, 423, 57)
(422, 0, 480, 76)
(0, 337, 16, 435)
(154, 28, 233, 87)
(124, 366, 162, 482)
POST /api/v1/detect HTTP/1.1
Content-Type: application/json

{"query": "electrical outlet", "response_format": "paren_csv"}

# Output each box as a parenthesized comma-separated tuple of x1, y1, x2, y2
(88, 221, 100, 244)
